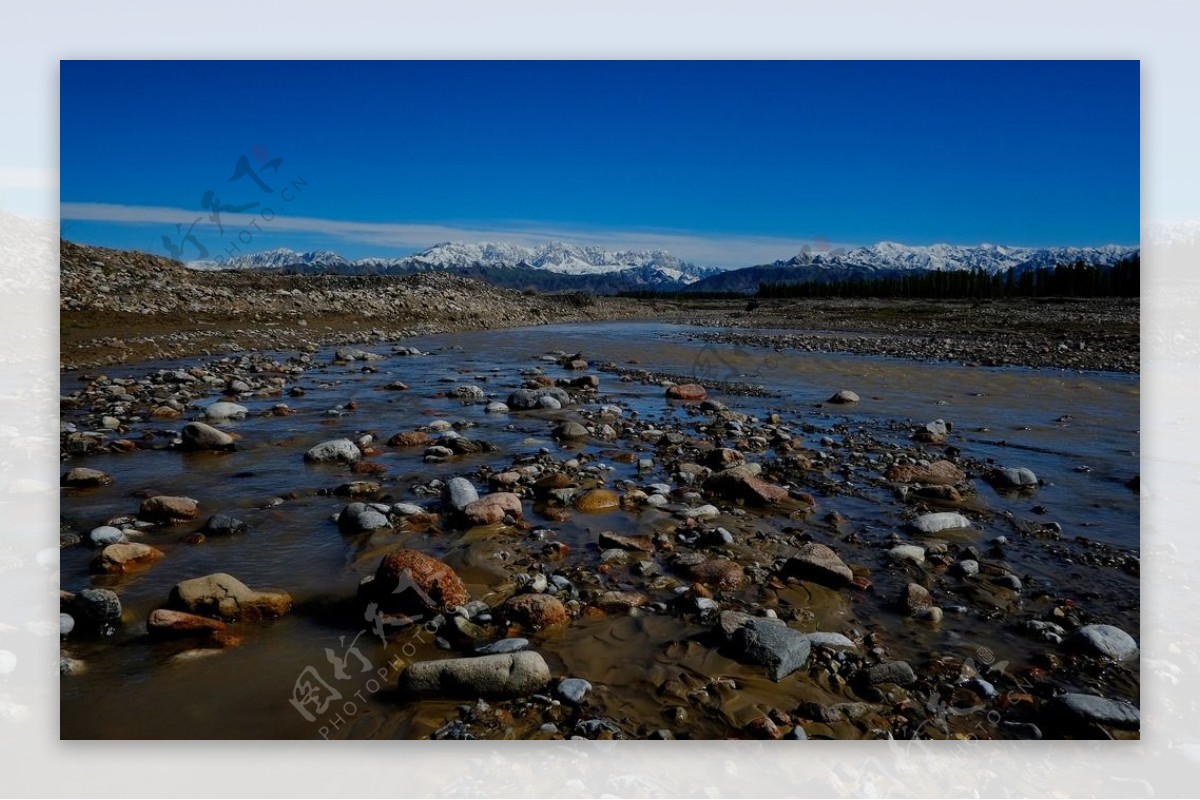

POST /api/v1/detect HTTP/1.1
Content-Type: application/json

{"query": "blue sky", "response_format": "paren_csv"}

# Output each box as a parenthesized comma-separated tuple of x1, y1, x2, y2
(60, 60, 1139, 267)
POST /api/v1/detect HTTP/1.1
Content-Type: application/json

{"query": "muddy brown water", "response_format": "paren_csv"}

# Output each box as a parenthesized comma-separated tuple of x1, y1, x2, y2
(59, 322, 1139, 739)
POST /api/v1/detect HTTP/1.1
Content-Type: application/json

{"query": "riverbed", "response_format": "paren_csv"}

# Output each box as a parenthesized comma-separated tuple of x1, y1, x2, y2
(59, 322, 1140, 740)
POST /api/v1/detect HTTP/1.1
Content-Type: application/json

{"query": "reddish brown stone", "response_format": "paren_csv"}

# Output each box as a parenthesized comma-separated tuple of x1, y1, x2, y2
(147, 608, 227, 638)
(388, 430, 433, 448)
(375, 549, 470, 611)
(665, 383, 708, 402)
(687, 558, 745, 590)
(501, 593, 568, 629)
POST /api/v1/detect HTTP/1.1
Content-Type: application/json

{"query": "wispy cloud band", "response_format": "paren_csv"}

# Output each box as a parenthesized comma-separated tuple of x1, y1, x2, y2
(59, 202, 828, 267)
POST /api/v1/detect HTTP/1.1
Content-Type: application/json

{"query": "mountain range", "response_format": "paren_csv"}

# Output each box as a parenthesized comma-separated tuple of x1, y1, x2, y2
(189, 240, 1139, 295)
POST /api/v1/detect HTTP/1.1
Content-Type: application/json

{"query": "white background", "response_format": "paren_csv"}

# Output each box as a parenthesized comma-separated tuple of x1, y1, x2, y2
(0, 1, 1192, 796)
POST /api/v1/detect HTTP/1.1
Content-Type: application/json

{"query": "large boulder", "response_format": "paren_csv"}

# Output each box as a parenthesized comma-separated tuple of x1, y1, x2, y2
(169, 573, 292, 621)
(181, 421, 235, 451)
(397, 651, 551, 699)
(784, 543, 853, 588)
(304, 438, 361, 463)
(139, 495, 199, 523)
(373, 549, 469, 611)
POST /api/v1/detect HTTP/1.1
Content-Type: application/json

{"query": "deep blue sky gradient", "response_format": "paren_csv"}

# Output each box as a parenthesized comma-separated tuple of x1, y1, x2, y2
(60, 60, 1140, 263)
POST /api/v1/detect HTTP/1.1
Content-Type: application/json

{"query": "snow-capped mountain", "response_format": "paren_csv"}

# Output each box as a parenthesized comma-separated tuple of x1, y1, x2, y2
(188, 241, 721, 293)
(777, 242, 1139, 275)
(191, 241, 716, 280)
(687, 242, 1140, 293)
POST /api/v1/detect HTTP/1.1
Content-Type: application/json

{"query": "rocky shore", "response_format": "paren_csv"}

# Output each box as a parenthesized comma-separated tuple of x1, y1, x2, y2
(658, 297, 1140, 373)
(60, 241, 652, 369)
(59, 333, 1140, 740)
(61, 242, 1138, 373)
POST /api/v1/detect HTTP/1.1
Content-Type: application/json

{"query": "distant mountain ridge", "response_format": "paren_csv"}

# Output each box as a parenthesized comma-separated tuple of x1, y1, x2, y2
(190, 241, 722, 292)
(684, 242, 1140, 293)
(188, 239, 1139, 295)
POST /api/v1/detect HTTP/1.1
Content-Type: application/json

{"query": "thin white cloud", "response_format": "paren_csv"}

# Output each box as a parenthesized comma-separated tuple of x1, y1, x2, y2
(59, 201, 835, 267)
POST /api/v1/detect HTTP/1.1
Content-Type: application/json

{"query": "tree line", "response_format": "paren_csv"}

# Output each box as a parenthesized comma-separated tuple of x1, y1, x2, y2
(757, 256, 1139, 300)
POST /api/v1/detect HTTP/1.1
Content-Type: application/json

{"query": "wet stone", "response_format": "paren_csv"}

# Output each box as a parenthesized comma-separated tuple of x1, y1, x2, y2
(1068, 624, 1139, 662)
(397, 651, 551, 699)
(784, 543, 853, 588)
(556, 677, 592, 705)
(864, 660, 916, 686)
(912, 512, 972, 534)
(61, 467, 112, 488)
(732, 618, 813, 681)
(304, 438, 361, 463)
(203, 512, 247, 536)
(1050, 693, 1140, 731)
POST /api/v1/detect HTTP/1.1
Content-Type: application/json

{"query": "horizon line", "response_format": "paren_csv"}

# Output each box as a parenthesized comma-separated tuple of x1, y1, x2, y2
(58, 202, 1140, 268)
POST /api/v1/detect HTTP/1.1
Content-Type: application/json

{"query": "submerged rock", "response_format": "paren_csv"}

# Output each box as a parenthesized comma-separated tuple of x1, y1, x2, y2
(169, 573, 292, 621)
(181, 421, 235, 451)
